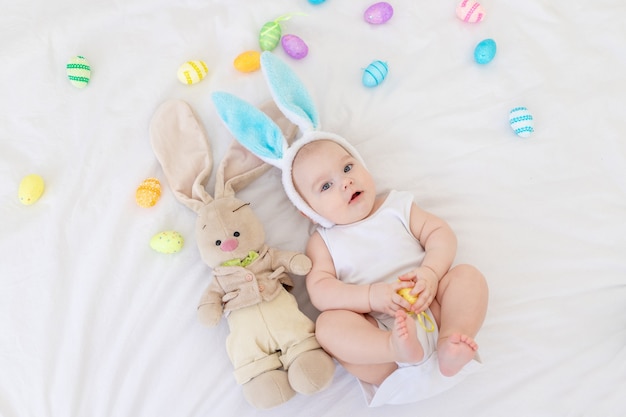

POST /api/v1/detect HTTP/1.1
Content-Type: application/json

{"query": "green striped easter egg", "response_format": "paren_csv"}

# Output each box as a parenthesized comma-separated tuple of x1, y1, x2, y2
(259, 20, 282, 51)
(66, 55, 91, 88)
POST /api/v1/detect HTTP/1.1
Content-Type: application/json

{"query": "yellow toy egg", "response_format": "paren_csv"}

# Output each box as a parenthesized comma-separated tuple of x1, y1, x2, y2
(66, 55, 91, 88)
(18, 174, 45, 205)
(234, 51, 261, 73)
(177, 60, 209, 85)
(150, 231, 184, 254)
(135, 177, 161, 207)
(398, 287, 418, 305)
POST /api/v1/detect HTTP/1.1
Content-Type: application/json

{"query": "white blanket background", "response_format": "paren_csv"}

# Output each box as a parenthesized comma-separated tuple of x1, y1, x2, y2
(2, 0, 625, 416)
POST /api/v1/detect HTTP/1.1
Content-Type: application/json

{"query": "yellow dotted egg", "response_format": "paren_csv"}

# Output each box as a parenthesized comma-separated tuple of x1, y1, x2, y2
(66, 55, 91, 88)
(18, 174, 45, 205)
(150, 231, 184, 254)
(234, 51, 261, 73)
(135, 177, 161, 208)
(397, 287, 418, 305)
(177, 60, 209, 85)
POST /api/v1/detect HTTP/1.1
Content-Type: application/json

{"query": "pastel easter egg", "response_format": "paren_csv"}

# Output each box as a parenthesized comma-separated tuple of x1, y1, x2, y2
(398, 287, 418, 305)
(18, 174, 45, 205)
(66, 55, 91, 88)
(474, 38, 496, 64)
(135, 177, 161, 208)
(364, 2, 394, 25)
(234, 51, 261, 72)
(150, 231, 184, 254)
(456, 0, 485, 23)
(177, 60, 208, 85)
(281, 34, 308, 60)
(362, 60, 388, 87)
(259, 20, 282, 51)
(509, 107, 535, 138)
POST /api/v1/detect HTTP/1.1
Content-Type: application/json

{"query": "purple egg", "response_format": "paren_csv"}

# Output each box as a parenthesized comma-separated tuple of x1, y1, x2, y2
(364, 2, 394, 25)
(281, 34, 308, 60)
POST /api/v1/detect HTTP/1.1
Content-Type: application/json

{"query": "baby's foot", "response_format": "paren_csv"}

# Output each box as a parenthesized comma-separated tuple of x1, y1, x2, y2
(437, 333, 478, 376)
(389, 310, 424, 364)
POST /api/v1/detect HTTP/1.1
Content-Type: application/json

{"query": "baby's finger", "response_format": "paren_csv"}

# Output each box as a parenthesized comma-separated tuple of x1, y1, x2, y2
(398, 272, 416, 282)
(394, 293, 413, 311)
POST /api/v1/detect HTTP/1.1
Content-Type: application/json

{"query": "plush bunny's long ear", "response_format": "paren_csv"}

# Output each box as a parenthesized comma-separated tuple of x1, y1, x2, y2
(149, 99, 213, 213)
(260, 51, 320, 132)
(211, 92, 288, 169)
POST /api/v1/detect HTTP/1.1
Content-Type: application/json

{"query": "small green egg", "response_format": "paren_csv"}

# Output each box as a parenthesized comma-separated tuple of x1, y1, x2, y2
(150, 231, 184, 254)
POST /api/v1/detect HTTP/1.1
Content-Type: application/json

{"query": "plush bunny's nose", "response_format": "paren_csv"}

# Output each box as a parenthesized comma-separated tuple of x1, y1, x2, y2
(220, 238, 239, 252)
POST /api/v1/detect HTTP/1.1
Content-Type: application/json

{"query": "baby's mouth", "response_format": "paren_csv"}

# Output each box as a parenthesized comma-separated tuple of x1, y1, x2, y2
(350, 191, 362, 202)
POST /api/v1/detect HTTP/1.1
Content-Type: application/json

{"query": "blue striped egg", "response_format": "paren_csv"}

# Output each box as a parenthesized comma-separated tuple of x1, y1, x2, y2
(509, 107, 534, 137)
(362, 60, 388, 87)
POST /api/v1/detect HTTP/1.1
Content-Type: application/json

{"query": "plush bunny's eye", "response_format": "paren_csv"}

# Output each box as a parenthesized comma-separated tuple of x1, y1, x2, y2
(215, 240, 221, 246)
(234, 231, 240, 237)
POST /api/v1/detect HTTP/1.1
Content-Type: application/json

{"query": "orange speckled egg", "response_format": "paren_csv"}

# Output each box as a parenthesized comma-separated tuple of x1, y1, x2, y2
(135, 177, 161, 207)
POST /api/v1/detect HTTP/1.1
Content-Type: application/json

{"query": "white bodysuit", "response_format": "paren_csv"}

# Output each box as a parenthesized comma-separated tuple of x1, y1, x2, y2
(318, 190, 481, 406)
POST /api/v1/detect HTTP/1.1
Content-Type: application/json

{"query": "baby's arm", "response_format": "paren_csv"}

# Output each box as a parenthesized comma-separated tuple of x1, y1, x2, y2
(306, 231, 412, 314)
(399, 203, 458, 313)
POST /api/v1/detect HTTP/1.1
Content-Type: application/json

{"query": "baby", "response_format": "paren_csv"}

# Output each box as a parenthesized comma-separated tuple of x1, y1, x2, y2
(290, 138, 489, 387)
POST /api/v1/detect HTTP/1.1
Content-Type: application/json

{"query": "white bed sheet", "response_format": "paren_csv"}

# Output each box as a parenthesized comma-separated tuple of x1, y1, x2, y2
(2, 0, 626, 416)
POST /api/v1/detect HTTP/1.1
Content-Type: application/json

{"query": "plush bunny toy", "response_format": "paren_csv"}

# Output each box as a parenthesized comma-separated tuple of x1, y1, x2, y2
(149, 99, 335, 409)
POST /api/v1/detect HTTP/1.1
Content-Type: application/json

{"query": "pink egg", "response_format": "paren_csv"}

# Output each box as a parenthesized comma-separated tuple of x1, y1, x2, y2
(364, 2, 394, 25)
(281, 34, 308, 59)
(456, 0, 485, 23)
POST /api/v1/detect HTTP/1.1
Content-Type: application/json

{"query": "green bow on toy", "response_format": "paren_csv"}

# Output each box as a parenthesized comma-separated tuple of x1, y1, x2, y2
(221, 251, 260, 267)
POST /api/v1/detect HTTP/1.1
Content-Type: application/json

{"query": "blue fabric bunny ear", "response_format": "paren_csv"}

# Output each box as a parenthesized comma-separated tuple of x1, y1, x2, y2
(260, 51, 320, 132)
(211, 91, 287, 167)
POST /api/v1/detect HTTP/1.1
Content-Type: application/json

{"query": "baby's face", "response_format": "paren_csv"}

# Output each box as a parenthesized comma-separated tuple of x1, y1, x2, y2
(292, 140, 376, 225)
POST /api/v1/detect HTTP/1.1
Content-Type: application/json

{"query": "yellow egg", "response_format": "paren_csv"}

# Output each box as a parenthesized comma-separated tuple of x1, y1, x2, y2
(150, 231, 184, 254)
(398, 287, 418, 305)
(135, 177, 161, 207)
(177, 60, 209, 85)
(234, 51, 261, 73)
(18, 174, 45, 205)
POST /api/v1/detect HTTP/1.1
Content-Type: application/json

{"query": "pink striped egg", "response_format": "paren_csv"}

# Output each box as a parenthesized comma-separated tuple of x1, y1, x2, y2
(456, 0, 485, 23)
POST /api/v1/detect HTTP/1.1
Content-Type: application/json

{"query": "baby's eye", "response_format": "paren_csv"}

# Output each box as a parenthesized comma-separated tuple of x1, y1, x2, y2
(321, 182, 331, 192)
(344, 164, 353, 173)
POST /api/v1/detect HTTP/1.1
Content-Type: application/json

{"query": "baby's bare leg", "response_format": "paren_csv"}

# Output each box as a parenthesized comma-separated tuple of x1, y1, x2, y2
(315, 309, 423, 385)
(432, 264, 488, 376)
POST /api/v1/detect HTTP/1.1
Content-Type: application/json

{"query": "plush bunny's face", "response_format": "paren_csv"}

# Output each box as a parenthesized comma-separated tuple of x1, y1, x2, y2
(196, 197, 266, 268)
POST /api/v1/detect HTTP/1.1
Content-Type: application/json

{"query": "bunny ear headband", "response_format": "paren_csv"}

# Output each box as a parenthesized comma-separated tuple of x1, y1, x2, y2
(211, 51, 365, 228)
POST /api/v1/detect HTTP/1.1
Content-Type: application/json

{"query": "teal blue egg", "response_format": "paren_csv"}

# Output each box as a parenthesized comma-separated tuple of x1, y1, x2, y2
(474, 38, 496, 64)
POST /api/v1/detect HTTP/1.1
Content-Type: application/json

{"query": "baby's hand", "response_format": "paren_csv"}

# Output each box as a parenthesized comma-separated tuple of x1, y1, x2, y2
(368, 280, 414, 316)
(398, 267, 439, 314)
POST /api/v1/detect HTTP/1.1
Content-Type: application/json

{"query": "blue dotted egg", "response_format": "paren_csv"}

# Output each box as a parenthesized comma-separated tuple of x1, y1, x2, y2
(509, 107, 534, 138)
(362, 60, 388, 87)
(474, 38, 496, 64)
